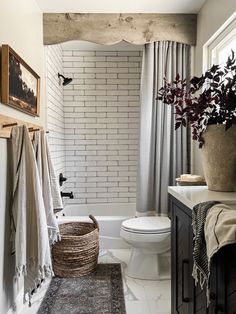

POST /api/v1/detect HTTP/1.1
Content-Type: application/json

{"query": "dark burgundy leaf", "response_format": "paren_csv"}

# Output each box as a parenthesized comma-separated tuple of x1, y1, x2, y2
(156, 51, 236, 147)
(175, 122, 181, 129)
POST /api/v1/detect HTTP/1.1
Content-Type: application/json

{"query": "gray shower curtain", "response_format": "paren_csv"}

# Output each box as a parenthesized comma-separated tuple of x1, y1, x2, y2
(137, 41, 190, 216)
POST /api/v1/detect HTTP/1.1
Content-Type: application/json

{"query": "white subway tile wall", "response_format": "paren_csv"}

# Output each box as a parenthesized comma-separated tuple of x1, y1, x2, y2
(63, 49, 142, 204)
(45, 45, 66, 179)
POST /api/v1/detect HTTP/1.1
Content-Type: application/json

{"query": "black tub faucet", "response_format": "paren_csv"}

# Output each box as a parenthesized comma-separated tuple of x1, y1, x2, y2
(60, 191, 74, 199)
(59, 173, 67, 186)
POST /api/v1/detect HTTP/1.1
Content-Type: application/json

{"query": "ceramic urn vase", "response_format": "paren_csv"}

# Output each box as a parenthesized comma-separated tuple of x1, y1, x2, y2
(201, 124, 236, 192)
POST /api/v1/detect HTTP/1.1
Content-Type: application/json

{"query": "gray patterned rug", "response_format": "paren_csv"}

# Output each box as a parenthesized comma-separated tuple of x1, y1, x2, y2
(37, 264, 126, 314)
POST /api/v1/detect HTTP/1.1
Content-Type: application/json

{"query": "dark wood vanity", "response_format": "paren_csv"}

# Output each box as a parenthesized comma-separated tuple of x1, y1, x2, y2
(169, 187, 236, 314)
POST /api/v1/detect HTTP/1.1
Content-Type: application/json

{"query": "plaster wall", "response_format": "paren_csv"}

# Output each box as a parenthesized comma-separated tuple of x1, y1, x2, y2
(0, 0, 45, 312)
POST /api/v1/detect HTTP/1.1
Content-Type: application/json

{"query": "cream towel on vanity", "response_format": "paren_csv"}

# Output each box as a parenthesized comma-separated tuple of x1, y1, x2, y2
(33, 131, 61, 244)
(204, 203, 236, 305)
(205, 203, 236, 263)
(192, 201, 236, 305)
(11, 125, 53, 304)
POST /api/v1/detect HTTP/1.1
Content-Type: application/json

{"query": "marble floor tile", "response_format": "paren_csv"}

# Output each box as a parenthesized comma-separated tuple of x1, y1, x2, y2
(98, 249, 109, 263)
(123, 276, 147, 301)
(20, 279, 50, 314)
(147, 299, 171, 314)
(19, 249, 171, 314)
(125, 300, 151, 314)
(106, 249, 131, 266)
(143, 279, 171, 300)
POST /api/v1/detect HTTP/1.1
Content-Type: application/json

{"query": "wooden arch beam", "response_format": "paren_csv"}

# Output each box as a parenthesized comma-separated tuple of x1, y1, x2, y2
(43, 13, 197, 46)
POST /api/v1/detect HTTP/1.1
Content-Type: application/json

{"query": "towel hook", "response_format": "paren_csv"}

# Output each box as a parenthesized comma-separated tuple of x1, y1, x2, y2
(2, 122, 18, 128)
(29, 128, 40, 132)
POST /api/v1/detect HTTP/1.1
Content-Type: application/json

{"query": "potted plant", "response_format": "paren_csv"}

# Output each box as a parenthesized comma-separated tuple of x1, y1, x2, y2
(158, 51, 236, 191)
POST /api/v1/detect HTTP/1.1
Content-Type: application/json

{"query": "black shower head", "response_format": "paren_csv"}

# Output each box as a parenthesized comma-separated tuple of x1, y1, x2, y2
(58, 73, 73, 86)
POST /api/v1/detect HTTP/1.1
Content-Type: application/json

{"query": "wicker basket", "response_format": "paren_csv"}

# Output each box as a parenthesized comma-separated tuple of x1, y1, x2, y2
(52, 215, 99, 277)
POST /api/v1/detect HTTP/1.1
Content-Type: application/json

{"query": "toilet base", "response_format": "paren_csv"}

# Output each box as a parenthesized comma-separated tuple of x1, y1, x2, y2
(126, 248, 171, 280)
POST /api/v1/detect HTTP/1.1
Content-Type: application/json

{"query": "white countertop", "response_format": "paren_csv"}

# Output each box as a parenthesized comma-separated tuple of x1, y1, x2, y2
(168, 186, 236, 209)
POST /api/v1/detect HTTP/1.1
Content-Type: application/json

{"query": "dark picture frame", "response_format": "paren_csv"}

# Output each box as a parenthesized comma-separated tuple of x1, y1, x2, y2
(1, 45, 40, 116)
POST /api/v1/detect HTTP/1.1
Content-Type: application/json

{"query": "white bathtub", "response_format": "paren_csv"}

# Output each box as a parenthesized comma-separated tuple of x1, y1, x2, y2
(57, 203, 136, 249)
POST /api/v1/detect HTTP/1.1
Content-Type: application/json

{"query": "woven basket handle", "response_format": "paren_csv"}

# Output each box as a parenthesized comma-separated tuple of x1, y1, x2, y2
(89, 214, 99, 231)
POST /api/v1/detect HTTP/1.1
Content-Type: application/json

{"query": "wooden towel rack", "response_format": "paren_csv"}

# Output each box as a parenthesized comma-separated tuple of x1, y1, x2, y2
(0, 114, 44, 138)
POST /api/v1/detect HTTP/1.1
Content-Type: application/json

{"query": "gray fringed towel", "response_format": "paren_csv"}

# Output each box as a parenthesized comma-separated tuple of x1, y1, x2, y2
(192, 201, 220, 299)
(10, 125, 54, 305)
(33, 131, 62, 244)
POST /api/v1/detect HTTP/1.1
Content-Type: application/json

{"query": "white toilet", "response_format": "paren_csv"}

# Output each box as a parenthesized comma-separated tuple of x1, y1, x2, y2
(120, 216, 171, 280)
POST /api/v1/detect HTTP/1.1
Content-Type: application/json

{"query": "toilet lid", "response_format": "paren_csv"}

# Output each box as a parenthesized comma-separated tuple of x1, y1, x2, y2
(121, 217, 171, 234)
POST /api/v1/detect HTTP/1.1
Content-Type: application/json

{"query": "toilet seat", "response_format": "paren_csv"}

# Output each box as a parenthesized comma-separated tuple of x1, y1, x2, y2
(121, 217, 170, 234)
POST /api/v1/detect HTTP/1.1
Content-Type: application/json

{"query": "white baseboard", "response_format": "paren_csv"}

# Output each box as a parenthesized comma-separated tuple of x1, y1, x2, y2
(7, 288, 24, 314)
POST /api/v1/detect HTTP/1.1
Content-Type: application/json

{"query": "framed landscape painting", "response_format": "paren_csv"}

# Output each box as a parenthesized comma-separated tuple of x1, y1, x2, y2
(1, 45, 40, 116)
